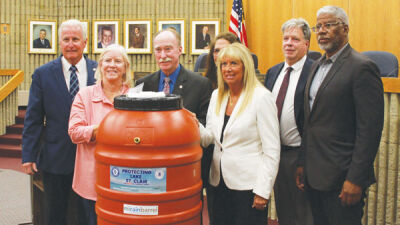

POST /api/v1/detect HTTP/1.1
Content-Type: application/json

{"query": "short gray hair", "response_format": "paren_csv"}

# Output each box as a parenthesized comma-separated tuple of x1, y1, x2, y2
(58, 19, 87, 41)
(317, 6, 349, 26)
(281, 18, 311, 41)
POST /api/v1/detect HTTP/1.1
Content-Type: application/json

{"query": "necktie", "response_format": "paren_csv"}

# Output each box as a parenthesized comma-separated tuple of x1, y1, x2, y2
(41, 40, 44, 45)
(163, 77, 171, 94)
(276, 67, 293, 121)
(69, 65, 79, 100)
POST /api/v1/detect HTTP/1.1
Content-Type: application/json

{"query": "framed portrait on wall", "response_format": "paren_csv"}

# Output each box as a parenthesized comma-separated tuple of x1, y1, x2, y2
(93, 20, 119, 53)
(28, 20, 57, 54)
(124, 20, 152, 54)
(157, 19, 185, 54)
(62, 20, 89, 54)
(190, 19, 220, 55)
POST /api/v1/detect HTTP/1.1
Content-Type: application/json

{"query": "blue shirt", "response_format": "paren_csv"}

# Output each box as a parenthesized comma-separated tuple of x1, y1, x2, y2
(158, 64, 181, 93)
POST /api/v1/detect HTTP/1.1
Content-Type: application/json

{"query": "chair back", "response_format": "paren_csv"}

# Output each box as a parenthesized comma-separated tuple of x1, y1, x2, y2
(362, 51, 398, 77)
(194, 53, 209, 72)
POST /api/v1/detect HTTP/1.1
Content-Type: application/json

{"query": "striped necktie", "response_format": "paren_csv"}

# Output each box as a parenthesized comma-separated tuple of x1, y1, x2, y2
(163, 77, 171, 94)
(69, 65, 79, 100)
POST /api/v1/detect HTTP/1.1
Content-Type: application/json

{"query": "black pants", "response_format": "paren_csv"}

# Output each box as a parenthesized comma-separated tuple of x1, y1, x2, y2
(42, 171, 86, 225)
(307, 185, 366, 225)
(81, 197, 97, 225)
(207, 177, 268, 225)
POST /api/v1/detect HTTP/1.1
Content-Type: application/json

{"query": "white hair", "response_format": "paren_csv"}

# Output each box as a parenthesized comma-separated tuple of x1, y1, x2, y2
(58, 19, 87, 41)
(317, 6, 349, 26)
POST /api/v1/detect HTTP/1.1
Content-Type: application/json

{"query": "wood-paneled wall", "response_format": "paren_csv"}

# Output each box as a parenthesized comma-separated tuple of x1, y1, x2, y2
(0, 0, 227, 91)
(229, 0, 400, 74)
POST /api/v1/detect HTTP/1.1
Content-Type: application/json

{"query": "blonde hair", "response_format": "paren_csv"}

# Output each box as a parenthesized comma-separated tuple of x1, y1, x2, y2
(95, 44, 132, 87)
(215, 43, 262, 116)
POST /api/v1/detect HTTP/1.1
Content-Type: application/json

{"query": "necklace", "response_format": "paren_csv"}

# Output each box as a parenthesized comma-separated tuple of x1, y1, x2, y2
(229, 96, 238, 106)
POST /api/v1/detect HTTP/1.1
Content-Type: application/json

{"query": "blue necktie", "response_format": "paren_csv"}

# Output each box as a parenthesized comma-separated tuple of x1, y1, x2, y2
(69, 65, 79, 100)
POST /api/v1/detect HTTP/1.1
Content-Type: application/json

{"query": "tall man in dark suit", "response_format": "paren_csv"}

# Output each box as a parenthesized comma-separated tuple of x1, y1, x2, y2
(295, 6, 384, 225)
(33, 29, 51, 48)
(22, 19, 97, 225)
(136, 29, 212, 125)
(264, 18, 314, 225)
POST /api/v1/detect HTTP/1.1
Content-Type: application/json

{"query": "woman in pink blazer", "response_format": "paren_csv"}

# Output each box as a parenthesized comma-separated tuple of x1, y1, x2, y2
(68, 44, 132, 225)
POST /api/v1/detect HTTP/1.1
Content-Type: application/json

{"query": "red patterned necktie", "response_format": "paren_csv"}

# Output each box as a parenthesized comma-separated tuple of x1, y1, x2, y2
(163, 77, 171, 94)
(276, 67, 293, 121)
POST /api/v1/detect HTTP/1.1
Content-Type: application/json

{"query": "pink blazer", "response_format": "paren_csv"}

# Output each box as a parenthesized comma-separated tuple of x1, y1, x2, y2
(68, 83, 129, 200)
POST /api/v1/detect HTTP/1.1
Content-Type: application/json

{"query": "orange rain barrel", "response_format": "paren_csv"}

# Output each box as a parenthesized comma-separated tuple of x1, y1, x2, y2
(95, 95, 203, 225)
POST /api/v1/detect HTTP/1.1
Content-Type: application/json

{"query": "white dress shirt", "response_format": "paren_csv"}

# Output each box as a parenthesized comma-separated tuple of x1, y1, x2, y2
(62, 56, 88, 91)
(271, 55, 306, 146)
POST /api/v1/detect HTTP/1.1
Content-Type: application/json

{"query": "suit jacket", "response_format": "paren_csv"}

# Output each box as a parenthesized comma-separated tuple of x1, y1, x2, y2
(136, 65, 213, 125)
(196, 33, 211, 49)
(33, 38, 51, 49)
(22, 55, 97, 174)
(130, 33, 144, 48)
(299, 44, 384, 191)
(199, 86, 280, 199)
(264, 57, 313, 135)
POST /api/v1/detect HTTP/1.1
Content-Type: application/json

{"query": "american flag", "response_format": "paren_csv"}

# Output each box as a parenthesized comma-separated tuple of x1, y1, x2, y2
(229, 0, 248, 47)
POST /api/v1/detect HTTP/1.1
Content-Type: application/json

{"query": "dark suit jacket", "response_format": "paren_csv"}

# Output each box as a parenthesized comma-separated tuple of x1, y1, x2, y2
(264, 57, 313, 135)
(299, 44, 384, 191)
(196, 33, 211, 49)
(136, 65, 213, 125)
(22, 55, 97, 174)
(33, 38, 51, 49)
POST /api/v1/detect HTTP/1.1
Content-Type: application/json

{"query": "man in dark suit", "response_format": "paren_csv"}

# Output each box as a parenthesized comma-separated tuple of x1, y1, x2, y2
(196, 25, 211, 49)
(22, 19, 97, 225)
(33, 29, 51, 48)
(264, 18, 314, 225)
(136, 29, 212, 125)
(296, 6, 384, 225)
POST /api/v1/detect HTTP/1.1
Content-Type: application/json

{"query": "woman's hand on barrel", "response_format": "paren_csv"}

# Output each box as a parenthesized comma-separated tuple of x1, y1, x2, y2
(252, 194, 268, 211)
(91, 125, 99, 141)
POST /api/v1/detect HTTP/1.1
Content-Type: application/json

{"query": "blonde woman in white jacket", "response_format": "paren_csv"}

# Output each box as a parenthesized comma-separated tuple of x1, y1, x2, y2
(199, 43, 280, 225)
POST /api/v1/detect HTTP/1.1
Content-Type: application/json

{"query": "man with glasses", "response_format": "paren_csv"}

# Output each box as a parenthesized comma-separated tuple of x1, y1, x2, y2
(264, 18, 314, 225)
(295, 5, 384, 225)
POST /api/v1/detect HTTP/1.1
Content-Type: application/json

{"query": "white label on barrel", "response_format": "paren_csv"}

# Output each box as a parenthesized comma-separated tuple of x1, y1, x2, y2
(110, 166, 166, 193)
(123, 204, 159, 215)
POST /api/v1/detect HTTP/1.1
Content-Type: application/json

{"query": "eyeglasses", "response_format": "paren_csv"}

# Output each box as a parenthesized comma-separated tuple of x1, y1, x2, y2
(311, 21, 344, 33)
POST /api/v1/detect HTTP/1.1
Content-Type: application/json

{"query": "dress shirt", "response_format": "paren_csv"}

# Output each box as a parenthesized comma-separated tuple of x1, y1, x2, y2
(68, 83, 129, 200)
(158, 64, 181, 93)
(309, 43, 349, 109)
(272, 55, 306, 146)
(62, 56, 88, 90)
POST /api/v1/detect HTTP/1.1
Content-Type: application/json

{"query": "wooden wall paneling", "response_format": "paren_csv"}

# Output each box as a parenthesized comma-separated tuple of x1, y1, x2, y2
(293, 0, 348, 54)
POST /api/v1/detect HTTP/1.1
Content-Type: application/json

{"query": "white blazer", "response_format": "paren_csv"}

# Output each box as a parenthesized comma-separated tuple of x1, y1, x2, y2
(200, 86, 280, 199)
